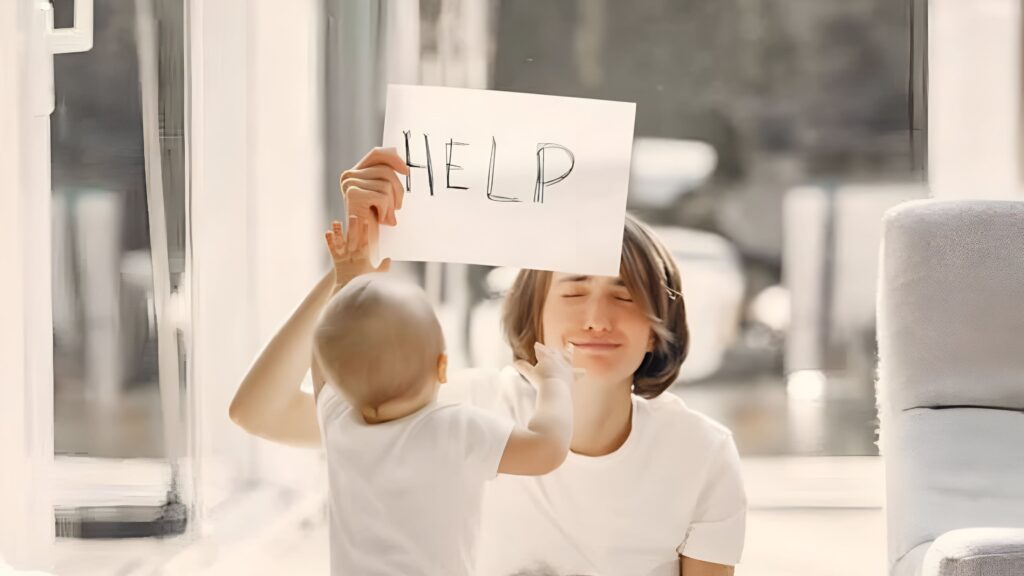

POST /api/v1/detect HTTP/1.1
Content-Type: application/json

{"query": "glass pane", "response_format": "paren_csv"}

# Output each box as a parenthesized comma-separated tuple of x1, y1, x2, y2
(50, 0, 189, 537)
(411, 0, 926, 457)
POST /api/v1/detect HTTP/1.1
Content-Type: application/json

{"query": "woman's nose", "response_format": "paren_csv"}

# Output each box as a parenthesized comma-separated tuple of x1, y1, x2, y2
(583, 298, 613, 332)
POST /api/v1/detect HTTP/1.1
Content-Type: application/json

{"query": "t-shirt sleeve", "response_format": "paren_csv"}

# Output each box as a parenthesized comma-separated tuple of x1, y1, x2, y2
(315, 382, 349, 424)
(677, 432, 747, 566)
(455, 405, 515, 482)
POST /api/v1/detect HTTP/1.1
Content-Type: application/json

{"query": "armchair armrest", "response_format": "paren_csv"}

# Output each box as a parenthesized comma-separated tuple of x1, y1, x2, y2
(922, 528, 1024, 576)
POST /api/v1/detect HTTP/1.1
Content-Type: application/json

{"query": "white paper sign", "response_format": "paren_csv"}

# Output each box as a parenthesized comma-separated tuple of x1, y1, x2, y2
(379, 84, 635, 276)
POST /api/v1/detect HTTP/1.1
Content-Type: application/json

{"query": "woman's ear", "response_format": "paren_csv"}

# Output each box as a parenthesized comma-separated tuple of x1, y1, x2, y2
(437, 353, 448, 384)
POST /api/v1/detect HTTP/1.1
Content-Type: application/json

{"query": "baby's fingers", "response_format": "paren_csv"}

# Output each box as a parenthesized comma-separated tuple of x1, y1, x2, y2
(561, 342, 575, 363)
(535, 342, 572, 366)
(326, 221, 346, 257)
(534, 342, 554, 358)
(325, 231, 336, 255)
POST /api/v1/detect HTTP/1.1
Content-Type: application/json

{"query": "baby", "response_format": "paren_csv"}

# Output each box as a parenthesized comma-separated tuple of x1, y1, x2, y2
(311, 222, 576, 576)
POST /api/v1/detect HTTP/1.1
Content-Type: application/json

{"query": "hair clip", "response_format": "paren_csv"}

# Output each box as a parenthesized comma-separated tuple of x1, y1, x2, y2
(665, 284, 684, 301)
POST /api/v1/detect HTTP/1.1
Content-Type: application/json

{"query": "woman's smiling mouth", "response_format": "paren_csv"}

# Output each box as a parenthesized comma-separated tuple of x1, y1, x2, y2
(569, 341, 622, 351)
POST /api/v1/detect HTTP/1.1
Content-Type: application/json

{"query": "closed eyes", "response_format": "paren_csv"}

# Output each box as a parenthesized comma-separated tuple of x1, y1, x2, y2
(560, 292, 634, 302)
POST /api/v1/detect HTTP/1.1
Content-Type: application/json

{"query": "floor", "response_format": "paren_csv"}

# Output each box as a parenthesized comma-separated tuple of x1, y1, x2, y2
(45, 328, 887, 575)
(49, 492, 888, 576)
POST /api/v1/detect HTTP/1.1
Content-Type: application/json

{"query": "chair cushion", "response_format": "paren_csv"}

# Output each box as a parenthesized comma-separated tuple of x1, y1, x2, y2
(878, 199, 1024, 411)
(883, 407, 1024, 574)
(922, 528, 1024, 576)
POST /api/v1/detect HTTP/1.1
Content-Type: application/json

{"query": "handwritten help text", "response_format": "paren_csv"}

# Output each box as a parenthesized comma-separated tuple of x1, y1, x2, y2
(402, 130, 575, 204)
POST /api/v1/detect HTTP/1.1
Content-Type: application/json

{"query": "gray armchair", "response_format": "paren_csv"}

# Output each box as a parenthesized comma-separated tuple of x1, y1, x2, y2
(876, 199, 1024, 576)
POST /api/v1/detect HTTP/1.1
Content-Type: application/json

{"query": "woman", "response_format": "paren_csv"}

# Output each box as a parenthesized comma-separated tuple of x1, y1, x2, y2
(229, 147, 747, 576)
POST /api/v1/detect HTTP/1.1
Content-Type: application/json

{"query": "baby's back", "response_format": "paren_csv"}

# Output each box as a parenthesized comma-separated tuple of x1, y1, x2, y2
(316, 383, 513, 576)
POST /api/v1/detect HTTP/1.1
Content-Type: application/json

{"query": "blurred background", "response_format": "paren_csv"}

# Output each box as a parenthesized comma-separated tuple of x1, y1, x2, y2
(4, 0, 1021, 574)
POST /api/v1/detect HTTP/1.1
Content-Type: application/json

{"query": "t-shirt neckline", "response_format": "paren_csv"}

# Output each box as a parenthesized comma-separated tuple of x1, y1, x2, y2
(345, 397, 443, 428)
(497, 364, 644, 467)
(565, 394, 641, 467)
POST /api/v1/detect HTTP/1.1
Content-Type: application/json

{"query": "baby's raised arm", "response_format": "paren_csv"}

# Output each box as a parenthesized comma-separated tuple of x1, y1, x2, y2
(498, 343, 578, 476)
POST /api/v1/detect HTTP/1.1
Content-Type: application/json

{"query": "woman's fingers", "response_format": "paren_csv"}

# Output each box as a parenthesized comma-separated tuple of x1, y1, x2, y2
(355, 165, 406, 213)
(342, 176, 390, 196)
(344, 187, 394, 226)
(355, 147, 409, 175)
(347, 215, 366, 254)
(374, 257, 392, 273)
(342, 175, 400, 225)
(346, 149, 407, 216)
(370, 164, 406, 212)
(367, 213, 381, 255)
(340, 154, 407, 226)
(344, 181, 394, 225)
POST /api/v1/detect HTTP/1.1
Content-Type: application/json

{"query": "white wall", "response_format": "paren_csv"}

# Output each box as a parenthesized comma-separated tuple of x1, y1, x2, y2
(190, 0, 252, 521)
(929, 0, 1023, 199)
(191, 0, 326, 525)
(248, 0, 327, 488)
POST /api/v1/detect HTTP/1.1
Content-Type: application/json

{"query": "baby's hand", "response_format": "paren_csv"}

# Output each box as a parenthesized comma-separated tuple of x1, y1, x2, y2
(501, 342, 578, 475)
(514, 342, 583, 387)
(325, 216, 390, 288)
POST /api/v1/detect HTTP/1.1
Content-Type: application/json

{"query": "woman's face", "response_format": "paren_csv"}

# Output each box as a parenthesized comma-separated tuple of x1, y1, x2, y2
(541, 273, 654, 388)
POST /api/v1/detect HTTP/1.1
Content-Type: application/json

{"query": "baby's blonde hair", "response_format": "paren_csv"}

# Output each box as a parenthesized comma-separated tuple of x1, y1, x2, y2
(313, 274, 444, 412)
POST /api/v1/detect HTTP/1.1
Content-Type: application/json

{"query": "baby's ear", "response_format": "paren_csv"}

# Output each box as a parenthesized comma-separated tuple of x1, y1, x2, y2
(437, 353, 448, 384)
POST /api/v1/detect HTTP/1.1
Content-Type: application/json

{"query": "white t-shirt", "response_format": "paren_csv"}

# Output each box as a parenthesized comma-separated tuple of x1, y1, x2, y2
(316, 382, 515, 576)
(442, 366, 747, 576)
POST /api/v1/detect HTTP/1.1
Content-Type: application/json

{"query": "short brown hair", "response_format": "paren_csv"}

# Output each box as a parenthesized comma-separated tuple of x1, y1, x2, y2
(502, 214, 690, 398)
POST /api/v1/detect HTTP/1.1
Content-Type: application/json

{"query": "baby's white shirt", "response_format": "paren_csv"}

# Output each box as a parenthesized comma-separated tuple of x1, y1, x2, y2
(316, 383, 514, 576)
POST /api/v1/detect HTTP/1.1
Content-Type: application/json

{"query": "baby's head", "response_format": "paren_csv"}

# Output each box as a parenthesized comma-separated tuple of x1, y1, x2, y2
(314, 274, 446, 422)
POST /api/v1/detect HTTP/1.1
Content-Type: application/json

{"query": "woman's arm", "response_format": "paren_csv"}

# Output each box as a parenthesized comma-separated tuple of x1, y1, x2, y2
(680, 556, 734, 576)
(228, 269, 336, 447)
(228, 218, 391, 446)
(228, 147, 407, 447)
